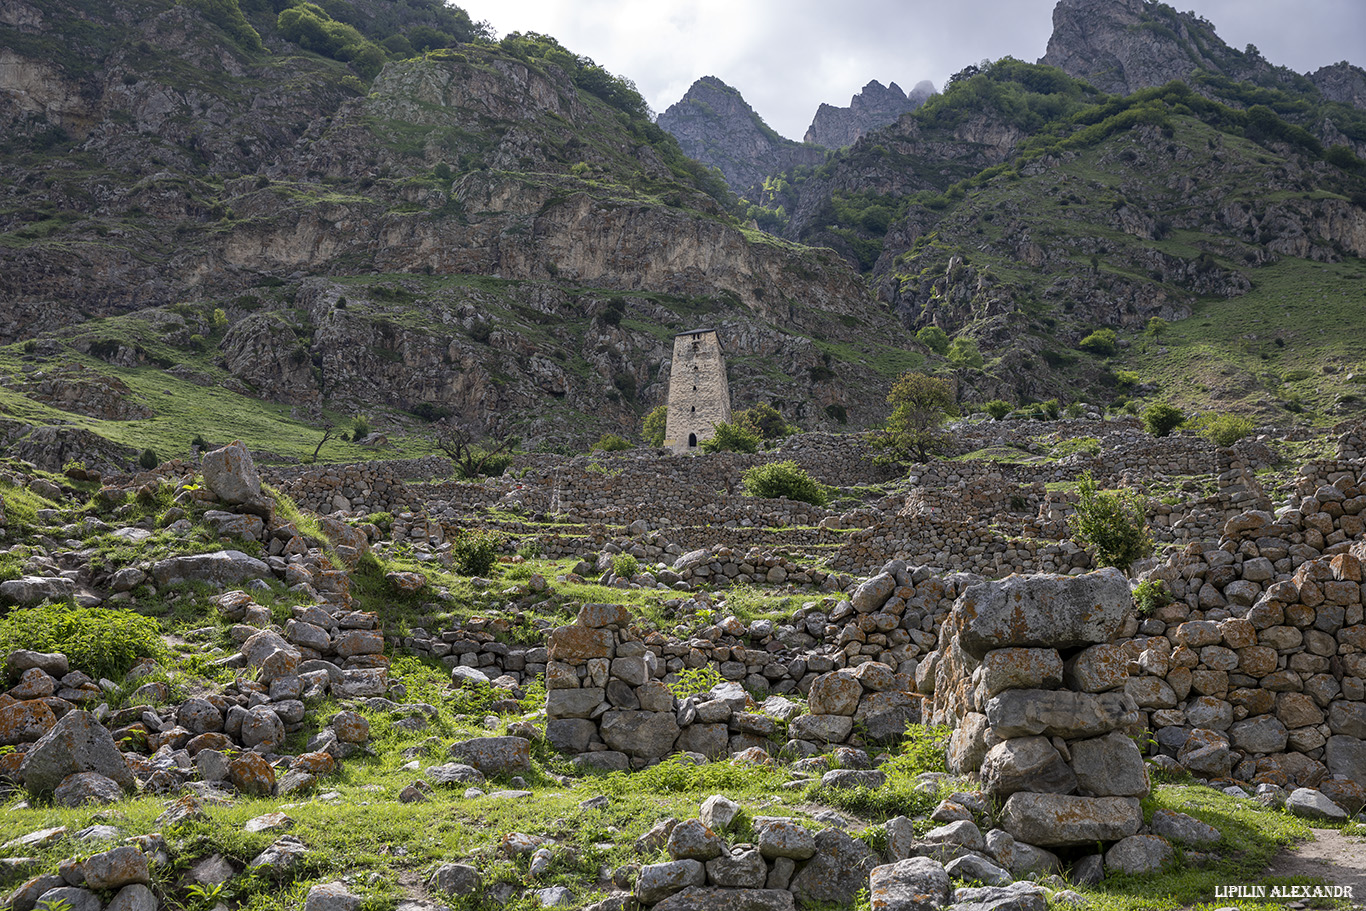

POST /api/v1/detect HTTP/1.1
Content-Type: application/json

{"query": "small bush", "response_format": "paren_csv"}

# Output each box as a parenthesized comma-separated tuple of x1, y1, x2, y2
(451, 530, 500, 576)
(611, 553, 638, 579)
(351, 415, 371, 440)
(593, 433, 633, 452)
(1143, 402, 1185, 437)
(1069, 471, 1152, 574)
(0, 604, 163, 680)
(1078, 328, 1118, 357)
(642, 405, 668, 447)
(1115, 370, 1141, 387)
(1133, 578, 1172, 616)
(982, 400, 1012, 420)
(742, 461, 828, 506)
(138, 448, 159, 470)
(700, 420, 761, 454)
(1189, 412, 1255, 447)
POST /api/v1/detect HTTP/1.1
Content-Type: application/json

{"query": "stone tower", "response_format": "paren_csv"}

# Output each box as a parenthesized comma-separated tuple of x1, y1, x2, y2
(663, 329, 731, 453)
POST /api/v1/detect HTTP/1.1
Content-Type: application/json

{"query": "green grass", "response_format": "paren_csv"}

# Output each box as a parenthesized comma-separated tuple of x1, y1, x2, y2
(1065, 784, 1318, 911)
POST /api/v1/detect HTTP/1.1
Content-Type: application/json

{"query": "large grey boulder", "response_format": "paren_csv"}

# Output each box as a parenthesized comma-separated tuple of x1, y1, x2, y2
(1104, 835, 1173, 875)
(0, 576, 75, 606)
(447, 737, 531, 775)
(1229, 716, 1288, 754)
(152, 551, 271, 587)
(985, 689, 1138, 739)
(1150, 809, 1220, 846)
(1000, 793, 1142, 847)
(868, 857, 951, 911)
(1069, 732, 1150, 797)
(753, 817, 816, 860)
(653, 887, 796, 911)
(949, 883, 1046, 911)
(1325, 735, 1366, 780)
(954, 569, 1132, 659)
(600, 711, 680, 759)
(637, 860, 705, 904)
(19, 710, 134, 796)
(980, 737, 1076, 798)
(201, 442, 262, 505)
(1285, 788, 1348, 821)
(788, 827, 879, 905)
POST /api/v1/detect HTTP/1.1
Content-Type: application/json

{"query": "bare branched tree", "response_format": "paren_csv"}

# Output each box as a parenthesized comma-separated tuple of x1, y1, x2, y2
(310, 422, 338, 464)
(436, 422, 517, 479)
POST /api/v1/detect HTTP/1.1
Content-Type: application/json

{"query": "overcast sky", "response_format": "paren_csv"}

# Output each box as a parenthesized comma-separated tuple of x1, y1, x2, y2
(455, 0, 1366, 140)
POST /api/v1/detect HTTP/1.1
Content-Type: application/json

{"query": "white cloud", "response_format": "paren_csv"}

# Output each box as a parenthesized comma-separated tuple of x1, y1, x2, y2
(456, 0, 1366, 140)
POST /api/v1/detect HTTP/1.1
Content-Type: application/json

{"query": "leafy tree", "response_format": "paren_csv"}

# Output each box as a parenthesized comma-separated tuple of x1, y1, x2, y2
(1069, 471, 1152, 574)
(436, 424, 517, 478)
(982, 399, 1012, 420)
(1078, 328, 1118, 356)
(642, 405, 667, 447)
(182, 0, 263, 52)
(277, 3, 388, 79)
(946, 337, 984, 368)
(876, 372, 958, 462)
(700, 420, 761, 454)
(916, 326, 950, 355)
(742, 461, 828, 506)
(736, 402, 790, 440)
(1143, 402, 1185, 437)
(1145, 317, 1169, 339)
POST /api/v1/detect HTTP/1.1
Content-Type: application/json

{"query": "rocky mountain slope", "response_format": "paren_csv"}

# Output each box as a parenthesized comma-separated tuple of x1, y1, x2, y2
(803, 78, 937, 148)
(655, 76, 826, 195)
(0, 0, 932, 456)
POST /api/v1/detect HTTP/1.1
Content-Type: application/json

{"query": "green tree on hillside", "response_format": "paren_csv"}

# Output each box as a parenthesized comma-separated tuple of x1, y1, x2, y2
(876, 372, 958, 462)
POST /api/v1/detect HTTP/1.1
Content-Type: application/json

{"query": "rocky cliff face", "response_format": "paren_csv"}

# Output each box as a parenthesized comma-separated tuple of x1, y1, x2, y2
(655, 76, 824, 195)
(1039, 0, 1265, 96)
(1312, 62, 1366, 110)
(0, 0, 923, 448)
(803, 79, 935, 149)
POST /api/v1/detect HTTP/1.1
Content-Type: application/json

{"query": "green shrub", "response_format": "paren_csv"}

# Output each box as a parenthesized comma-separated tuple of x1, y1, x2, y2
(642, 405, 668, 447)
(451, 530, 500, 576)
(946, 337, 984, 368)
(611, 553, 638, 579)
(982, 400, 1012, 420)
(138, 448, 159, 470)
(1115, 370, 1141, 388)
(915, 326, 950, 355)
(1143, 402, 1185, 437)
(1189, 412, 1255, 447)
(735, 403, 791, 440)
(0, 604, 164, 680)
(1053, 436, 1100, 458)
(1069, 471, 1152, 574)
(181, 0, 262, 52)
(1078, 328, 1118, 356)
(593, 433, 633, 452)
(351, 415, 371, 440)
(700, 420, 761, 454)
(742, 461, 828, 506)
(1132, 578, 1172, 616)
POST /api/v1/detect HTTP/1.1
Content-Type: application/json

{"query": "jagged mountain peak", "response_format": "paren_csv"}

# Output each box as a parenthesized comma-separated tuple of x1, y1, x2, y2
(804, 77, 936, 149)
(656, 76, 823, 194)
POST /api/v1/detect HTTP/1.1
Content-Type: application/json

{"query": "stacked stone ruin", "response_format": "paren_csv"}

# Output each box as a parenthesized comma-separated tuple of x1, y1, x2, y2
(927, 570, 1161, 873)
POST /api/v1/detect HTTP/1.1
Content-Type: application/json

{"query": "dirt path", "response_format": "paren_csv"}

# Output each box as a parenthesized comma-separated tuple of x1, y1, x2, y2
(1263, 827, 1366, 908)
